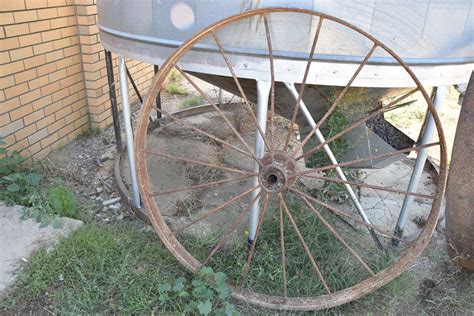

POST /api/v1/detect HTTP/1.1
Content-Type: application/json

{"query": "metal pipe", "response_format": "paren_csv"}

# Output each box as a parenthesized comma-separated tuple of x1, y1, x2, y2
(154, 65, 162, 118)
(393, 85, 447, 243)
(104, 50, 122, 150)
(126, 65, 143, 105)
(248, 80, 271, 243)
(284, 82, 384, 249)
(118, 56, 141, 209)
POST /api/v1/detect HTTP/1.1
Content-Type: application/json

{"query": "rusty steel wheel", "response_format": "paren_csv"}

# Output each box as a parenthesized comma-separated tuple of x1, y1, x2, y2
(135, 8, 447, 311)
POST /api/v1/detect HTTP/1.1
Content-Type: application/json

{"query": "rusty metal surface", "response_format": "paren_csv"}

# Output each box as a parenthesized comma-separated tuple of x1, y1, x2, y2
(446, 72, 474, 271)
(134, 8, 448, 311)
(113, 147, 149, 223)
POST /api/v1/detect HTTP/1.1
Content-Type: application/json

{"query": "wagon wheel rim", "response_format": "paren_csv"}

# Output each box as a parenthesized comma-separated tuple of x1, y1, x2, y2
(135, 8, 448, 311)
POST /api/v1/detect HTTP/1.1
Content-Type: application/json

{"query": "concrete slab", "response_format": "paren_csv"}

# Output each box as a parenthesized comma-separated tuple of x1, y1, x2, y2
(0, 203, 83, 298)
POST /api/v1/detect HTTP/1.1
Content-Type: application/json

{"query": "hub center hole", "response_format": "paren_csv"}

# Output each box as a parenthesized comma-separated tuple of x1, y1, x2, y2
(267, 174, 278, 185)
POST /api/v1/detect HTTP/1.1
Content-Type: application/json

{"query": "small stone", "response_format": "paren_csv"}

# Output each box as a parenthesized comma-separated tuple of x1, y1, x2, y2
(100, 151, 115, 162)
(96, 187, 103, 194)
(103, 197, 121, 206)
(109, 203, 121, 210)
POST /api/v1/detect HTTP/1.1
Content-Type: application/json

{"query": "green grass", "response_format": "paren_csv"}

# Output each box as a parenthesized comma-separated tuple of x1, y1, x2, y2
(178, 193, 390, 298)
(166, 82, 189, 96)
(181, 96, 204, 108)
(2, 224, 185, 314)
(1, 217, 421, 315)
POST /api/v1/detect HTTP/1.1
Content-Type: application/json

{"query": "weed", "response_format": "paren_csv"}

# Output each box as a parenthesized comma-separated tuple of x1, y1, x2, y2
(166, 82, 189, 96)
(0, 138, 43, 207)
(164, 69, 189, 95)
(0, 138, 83, 227)
(306, 108, 360, 203)
(158, 267, 238, 315)
(181, 95, 204, 108)
(46, 186, 79, 218)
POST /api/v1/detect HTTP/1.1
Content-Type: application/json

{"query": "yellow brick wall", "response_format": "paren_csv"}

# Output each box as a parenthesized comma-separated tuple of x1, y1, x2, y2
(0, 0, 155, 158)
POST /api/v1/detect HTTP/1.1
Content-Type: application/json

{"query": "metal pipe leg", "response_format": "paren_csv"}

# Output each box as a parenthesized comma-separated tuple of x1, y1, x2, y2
(118, 56, 141, 209)
(393, 85, 447, 244)
(154, 65, 162, 118)
(248, 80, 271, 244)
(284, 82, 383, 249)
(104, 50, 122, 150)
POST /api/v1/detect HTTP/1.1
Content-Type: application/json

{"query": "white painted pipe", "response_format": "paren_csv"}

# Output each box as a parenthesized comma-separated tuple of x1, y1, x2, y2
(118, 56, 141, 209)
(394, 85, 447, 240)
(248, 80, 271, 242)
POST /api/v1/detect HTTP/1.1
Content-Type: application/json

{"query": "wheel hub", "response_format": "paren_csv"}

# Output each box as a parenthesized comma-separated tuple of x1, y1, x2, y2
(258, 151, 297, 193)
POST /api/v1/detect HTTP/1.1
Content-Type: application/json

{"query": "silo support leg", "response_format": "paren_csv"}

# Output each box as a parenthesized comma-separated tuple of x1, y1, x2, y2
(284, 82, 384, 249)
(248, 80, 271, 245)
(393, 85, 447, 244)
(118, 56, 141, 209)
(154, 65, 162, 119)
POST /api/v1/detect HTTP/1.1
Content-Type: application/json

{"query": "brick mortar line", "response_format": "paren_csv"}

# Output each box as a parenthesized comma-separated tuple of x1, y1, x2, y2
(12, 96, 88, 147)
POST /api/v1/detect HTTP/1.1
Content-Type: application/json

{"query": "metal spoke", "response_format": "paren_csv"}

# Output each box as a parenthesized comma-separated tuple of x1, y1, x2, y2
(202, 191, 263, 266)
(293, 142, 440, 178)
(174, 186, 259, 235)
(300, 174, 435, 200)
(210, 30, 272, 152)
(295, 88, 419, 161)
(174, 64, 263, 167)
(283, 17, 324, 151)
(240, 193, 270, 287)
(279, 193, 332, 296)
(290, 188, 409, 244)
(151, 100, 258, 164)
(263, 14, 276, 161)
(295, 192, 376, 276)
(278, 198, 288, 299)
(150, 175, 252, 197)
(145, 150, 256, 176)
(286, 43, 378, 164)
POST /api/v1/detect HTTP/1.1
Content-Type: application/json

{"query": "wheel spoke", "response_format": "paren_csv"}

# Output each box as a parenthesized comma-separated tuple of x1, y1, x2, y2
(283, 17, 324, 151)
(300, 174, 435, 200)
(290, 188, 409, 244)
(210, 30, 272, 152)
(240, 193, 270, 288)
(202, 191, 263, 266)
(295, 192, 376, 276)
(279, 193, 332, 296)
(152, 99, 257, 163)
(150, 175, 252, 197)
(145, 150, 255, 176)
(174, 64, 263, 167)
(286, 43, 378, 164)
(293, 142, 440, 178)
(278, 197, 288, 299)
(295, 88, 419, 161)
(173, 186, 259, 235)
(263, 14, 276, 161)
